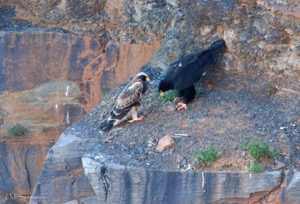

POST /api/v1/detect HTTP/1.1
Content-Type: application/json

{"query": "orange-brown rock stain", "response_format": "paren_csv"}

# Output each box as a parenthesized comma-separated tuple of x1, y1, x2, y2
(0, 30, 161, 198)
(82, 39, 161, 112)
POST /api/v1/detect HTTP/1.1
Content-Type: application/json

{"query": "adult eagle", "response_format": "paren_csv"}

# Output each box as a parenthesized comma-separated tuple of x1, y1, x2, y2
(159, 39, 226, 110)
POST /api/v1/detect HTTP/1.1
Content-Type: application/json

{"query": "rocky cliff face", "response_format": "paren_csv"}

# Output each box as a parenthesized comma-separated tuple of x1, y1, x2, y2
(0, 0, 299, 203)
(28, 82, 300, 204)
(0, 29, 160, 136)
(5, 0, 299, 96)
(0, 5, 160, 200)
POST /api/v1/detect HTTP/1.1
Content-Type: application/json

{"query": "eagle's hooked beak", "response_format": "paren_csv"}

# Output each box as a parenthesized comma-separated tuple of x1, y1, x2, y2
(146, 76, 150, 81)
(160, 91, 164, 96)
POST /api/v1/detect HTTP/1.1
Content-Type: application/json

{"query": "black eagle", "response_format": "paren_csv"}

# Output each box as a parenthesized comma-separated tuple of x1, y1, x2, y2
(100, 72, 150, 131)
(159, 39, 226, 110)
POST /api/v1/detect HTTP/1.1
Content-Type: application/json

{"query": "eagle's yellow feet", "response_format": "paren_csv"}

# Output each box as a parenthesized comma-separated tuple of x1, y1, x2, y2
(129, 116, 144, 123)
(177, 103, 187, 111)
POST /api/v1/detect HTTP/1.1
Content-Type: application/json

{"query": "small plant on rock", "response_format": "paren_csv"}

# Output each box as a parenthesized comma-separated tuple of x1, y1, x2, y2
(247, 140, 278, 160)
(244, 139, 280, 173)
(248, 161, 264, 173)
(193, 147, 218, 165)
(161, 90, 178, 104)
(8, 124, 29, 137)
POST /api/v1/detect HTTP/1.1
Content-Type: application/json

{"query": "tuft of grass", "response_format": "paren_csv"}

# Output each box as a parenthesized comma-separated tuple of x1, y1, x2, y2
(247, 140, 278, 160)
(241, 139, 280, 173)
(269, 149, 280, 160)
(193, 147, 218, 165)
(161, 90, 178, 104)
(8, 124, 29, 137)
(248, 161, 264, 173)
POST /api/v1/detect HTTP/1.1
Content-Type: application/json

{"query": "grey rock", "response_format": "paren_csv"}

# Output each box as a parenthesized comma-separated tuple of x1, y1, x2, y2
(256, 130, 266, 136)
(0, 0, 296, 202)
(160, 101, 177, 113)
(138, 155, 148, 161)
(284, 155, 291, 164)
(82, 153, 282, 204)
(176, 154, 184, 164)
(137, 146, 144, 154)
(181, 158, 187, 166)
(274, 161, 286, 170)
(284, 171, 300, 203)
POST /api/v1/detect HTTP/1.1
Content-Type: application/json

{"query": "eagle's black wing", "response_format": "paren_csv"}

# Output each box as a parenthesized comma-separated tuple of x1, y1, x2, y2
(164, 53, 199, 83)
(173, 50, 215, 90)
(173, 40, 226, 90)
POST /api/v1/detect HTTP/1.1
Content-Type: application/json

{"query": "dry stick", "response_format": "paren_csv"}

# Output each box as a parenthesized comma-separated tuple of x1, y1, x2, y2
(174, 134, 189, 136)
(172, 125, 206, 138)
(173, 134, 190, 138)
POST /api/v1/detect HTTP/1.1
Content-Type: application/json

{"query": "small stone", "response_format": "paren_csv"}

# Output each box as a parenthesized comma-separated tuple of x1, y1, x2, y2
(138, 156, 147, 161)
(169, 148, 174, 155)
(287, 115, 300, 123)
(121, 145, 129, 152)
(160, 102, 177, 113)
(274, 161, 286, 170)
(181, 159, 187, 166)
(284, 155, 291, 164)
(148, 151, 155, 157)
(256, 131, 266, 136)
(147, 140, 156, 148)
(176, 154, 184, 164)
(270, 138, 279, 143)
(180, 136, 191, 142)
(137, 147, 144, 154)
(104, 136, 114, 143)
(156, 135, 176, 152)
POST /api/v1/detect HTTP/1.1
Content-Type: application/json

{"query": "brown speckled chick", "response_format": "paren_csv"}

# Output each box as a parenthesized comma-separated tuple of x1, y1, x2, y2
(100, 72, 150, 132)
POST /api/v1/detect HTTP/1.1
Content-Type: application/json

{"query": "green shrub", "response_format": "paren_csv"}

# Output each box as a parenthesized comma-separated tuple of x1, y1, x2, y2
(161, 90, 178, 104)
(248, 161, 264, 173)
(8, 124, 29, 137)
(269, 149, 280, 160)
(247, 140, 278, 160)
(247, 140, 269, 160)
(193, 147, 218, 165)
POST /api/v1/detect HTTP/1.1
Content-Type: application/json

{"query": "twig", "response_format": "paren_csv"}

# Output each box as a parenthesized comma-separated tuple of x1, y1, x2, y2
(172, 134, 190, 138)
(174, 133, 189, 136)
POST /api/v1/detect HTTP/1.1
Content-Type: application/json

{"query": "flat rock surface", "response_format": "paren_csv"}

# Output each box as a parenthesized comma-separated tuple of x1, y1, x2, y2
(82, 151, 282, 203)
(30, 66, 300, 203)
(0, 0, 299, 203)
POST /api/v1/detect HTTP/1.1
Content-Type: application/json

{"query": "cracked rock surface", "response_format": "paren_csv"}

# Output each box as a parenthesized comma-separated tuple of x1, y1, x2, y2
(30, 65, 300, 203)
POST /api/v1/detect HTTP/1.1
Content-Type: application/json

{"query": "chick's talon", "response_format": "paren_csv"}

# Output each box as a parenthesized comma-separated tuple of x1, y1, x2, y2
(128, 116, 144, 123)
(177, 103, 187, 111)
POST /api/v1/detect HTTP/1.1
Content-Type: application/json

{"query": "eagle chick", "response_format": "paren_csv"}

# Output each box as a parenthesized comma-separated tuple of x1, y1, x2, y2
(101, 72, 150, 131)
